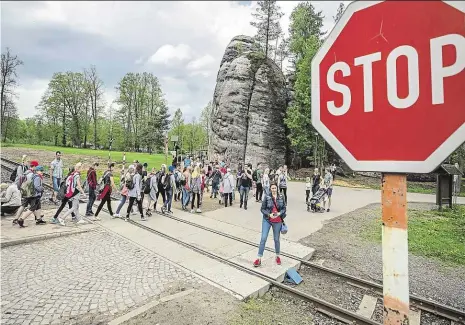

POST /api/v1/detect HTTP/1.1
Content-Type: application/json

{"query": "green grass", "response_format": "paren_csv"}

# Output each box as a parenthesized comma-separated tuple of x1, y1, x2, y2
(362, 206, 465, 266)
(407, 184, 435, 194)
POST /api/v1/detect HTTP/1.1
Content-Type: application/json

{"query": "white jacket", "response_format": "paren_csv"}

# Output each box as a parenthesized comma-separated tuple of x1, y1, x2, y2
(222, 173, 235, 193)
(1, 183, 21, 206)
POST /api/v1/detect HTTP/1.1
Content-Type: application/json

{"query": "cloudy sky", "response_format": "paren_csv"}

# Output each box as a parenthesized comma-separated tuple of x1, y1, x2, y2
(2, 1, 350, 121)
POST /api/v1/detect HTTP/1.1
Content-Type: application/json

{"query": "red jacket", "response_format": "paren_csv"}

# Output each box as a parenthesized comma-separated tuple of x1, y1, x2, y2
(87, 168, 97, 189)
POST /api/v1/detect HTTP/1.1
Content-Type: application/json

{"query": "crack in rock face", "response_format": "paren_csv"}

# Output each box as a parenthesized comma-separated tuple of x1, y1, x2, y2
(210, 35, 288, 169)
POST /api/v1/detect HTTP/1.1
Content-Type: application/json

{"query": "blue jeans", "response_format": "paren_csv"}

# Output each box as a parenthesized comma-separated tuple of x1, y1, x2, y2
(164, 189, 173, 211)
(240, 186, 250, 206)
(258, 218, 282, 257)
(212, 182, 219, 197)
(116, 195, 127, 214)
(182, 187, 190, 207)
(52, 177, 61, 192)
(86, 187, 96, 214)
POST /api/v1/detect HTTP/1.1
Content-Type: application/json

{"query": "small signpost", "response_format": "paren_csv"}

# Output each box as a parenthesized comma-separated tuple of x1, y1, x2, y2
(311, 1, 465, 323)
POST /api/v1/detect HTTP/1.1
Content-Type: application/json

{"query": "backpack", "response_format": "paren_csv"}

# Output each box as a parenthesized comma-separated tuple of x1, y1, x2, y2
(20, 174, 37, 198)
(57, 179, 67, 201)
(125, 173, 135, 190)
(10, 169, 17, 182)
(144, 176, 152, 194)
(10, 165, 26, 182)
(97, 171, 110, 193)
(191, 176, 201, 193)
(179, 172, 186, 186)
(65, 172, 79, 198)
(157, 172, 165, 186)
(163, 174, 172, 190)
(252, 170, 258, 182)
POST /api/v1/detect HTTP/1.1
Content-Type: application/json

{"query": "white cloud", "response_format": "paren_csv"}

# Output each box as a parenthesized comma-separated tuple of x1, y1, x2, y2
(148, 44, 193, 65)
(15, 78, 49, 118)
(5, 1, 354, 119)
(186, 54, 215, 71)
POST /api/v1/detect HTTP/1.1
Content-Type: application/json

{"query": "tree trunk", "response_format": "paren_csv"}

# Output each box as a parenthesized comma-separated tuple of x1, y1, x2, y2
(265, 1, 271, 59)
(62, 104, 66, 146)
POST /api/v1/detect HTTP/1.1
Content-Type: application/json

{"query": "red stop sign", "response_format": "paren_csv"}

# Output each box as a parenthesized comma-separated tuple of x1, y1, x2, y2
(311, 1, 465, 173)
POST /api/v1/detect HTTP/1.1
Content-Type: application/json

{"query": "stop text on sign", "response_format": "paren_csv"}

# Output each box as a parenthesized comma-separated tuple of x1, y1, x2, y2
(327, 33, 465, 116)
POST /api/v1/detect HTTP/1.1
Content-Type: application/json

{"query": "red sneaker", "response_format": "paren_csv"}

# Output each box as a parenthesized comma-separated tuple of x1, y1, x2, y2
(253, 259, 261, 267)
(276, 256, 282, 265)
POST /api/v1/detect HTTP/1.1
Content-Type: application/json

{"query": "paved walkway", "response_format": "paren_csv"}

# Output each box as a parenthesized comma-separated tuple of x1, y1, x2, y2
(1, 229, 198, 325)
(1, 210, 97, 247)
(203, 182, 465, 242)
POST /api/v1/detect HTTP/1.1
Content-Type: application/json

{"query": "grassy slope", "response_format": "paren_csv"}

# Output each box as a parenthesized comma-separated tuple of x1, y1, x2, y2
(2, 143, 168, 168)
(362, 205, 465, 266)
(1, 143, 169, 184)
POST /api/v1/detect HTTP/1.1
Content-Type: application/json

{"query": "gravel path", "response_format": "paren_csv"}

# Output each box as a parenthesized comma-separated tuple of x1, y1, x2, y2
(299, 202, 465, 310)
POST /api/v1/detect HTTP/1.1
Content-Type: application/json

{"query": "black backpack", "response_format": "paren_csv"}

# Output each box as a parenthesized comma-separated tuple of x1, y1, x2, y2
(164, 173, 172, 190)
(252, 170, 258, 182)
(10, 165, 26, 182)
(57, 179, 68, 201)
(144, 176, 152, 194)
(125, 174, 135, 190)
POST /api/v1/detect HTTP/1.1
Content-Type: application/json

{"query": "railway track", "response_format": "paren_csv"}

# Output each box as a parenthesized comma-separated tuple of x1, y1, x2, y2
(2, 157, 464, 324)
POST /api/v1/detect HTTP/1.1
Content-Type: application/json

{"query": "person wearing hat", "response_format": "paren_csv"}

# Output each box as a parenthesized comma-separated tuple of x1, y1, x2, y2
(1, 182, 21, 216)
(13, 164, 46, 227)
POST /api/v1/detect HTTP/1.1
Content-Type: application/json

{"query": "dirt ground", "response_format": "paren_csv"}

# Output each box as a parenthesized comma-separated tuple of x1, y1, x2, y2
(120, 283, 338, 325)
(2, 147, 117, 176)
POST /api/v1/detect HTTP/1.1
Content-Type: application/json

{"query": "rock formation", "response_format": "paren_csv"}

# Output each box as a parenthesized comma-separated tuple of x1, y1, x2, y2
(209, 35, 288, 169)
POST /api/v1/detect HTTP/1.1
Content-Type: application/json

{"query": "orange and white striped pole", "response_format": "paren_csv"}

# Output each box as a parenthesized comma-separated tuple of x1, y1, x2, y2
(381, 173, 409, 325)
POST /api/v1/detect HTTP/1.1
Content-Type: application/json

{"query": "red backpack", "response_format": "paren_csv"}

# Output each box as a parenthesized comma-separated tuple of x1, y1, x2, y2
(65, 172, 79, 198)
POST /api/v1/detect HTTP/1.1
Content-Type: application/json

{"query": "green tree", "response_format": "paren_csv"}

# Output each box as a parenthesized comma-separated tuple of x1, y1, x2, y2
(170, 108, 185, 151)
(200, 101, 212, 151)
(285, 36, 320, 155)
(250, 0, 284, 59)
(288, 2, 325, 64)
(1, 48, 23, 141)
(84, 65, 105, 149)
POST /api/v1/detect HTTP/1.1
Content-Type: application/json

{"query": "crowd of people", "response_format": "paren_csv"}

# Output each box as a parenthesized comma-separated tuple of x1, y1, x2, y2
(1, 151, 336, 267)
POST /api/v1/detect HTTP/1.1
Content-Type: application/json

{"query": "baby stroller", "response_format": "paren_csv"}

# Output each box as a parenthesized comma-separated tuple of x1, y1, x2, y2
(307, 187, 327, 212)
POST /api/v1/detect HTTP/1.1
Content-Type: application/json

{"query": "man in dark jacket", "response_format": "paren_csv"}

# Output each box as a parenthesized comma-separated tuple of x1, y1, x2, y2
(86, 162, 99, 216)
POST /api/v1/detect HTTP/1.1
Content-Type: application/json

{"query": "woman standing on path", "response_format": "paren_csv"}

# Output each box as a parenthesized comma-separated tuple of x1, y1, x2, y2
(222, 168, 235, 207)
(125, 163, 146, 221)
(278, 166, 289, 205)
(145, 167, 158, 216)
(95, 163, 117, 219)
(253, 182, 286, 267)
(190, 165, 202, 213)
(262, 168, 270, 199)
(181, 167, 192, 210)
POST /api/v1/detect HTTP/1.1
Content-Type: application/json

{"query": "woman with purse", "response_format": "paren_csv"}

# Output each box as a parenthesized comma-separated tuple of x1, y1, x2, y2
(253, 182, 287, 267)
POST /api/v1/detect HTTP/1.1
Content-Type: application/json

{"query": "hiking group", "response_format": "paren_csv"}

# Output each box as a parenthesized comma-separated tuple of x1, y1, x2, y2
(2, 151, 335, 269)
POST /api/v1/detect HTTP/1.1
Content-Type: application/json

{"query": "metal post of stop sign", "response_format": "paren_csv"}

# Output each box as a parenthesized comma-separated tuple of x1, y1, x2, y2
(381, 174, 409, 324)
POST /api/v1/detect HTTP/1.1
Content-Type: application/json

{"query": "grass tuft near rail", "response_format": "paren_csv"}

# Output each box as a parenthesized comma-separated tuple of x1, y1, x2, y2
(362, 205, 465, 266)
